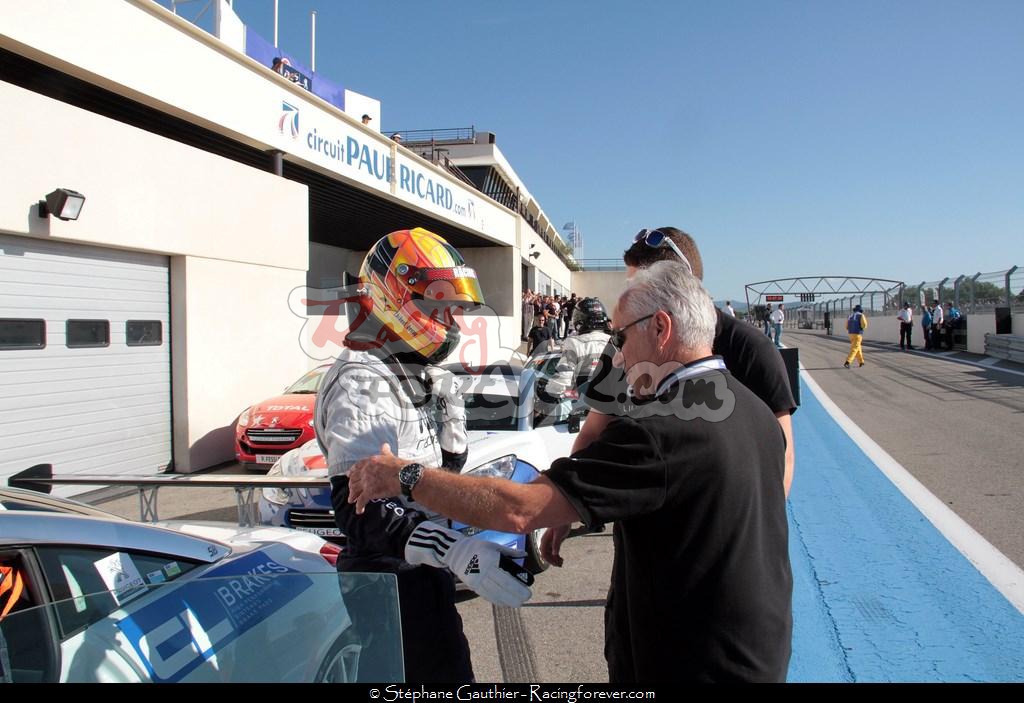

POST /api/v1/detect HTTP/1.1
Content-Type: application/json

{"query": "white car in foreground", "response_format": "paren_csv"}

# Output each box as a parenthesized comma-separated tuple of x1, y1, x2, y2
(0, 488, 402, 683)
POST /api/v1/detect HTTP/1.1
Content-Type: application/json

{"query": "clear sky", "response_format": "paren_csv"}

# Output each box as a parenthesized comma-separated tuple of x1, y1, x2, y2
(163, 0, 1023, 303)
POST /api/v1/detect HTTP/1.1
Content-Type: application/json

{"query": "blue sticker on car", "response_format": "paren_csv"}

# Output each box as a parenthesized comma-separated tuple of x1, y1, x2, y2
(115, 551, 312, 683)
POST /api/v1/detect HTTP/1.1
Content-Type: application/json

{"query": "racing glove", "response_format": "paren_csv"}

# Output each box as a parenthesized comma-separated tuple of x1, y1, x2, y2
(404, 522, 534, 607)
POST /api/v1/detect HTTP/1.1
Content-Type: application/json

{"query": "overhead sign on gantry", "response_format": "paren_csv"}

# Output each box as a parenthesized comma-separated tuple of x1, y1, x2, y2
(744, 276, 905, 310)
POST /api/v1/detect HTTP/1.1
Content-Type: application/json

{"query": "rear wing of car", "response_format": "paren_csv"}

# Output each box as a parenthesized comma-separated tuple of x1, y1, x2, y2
(8, 464, 330, 527)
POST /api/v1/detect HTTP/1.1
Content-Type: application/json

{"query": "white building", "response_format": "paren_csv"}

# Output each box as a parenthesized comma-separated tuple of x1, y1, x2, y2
(0, 0, 580, 483)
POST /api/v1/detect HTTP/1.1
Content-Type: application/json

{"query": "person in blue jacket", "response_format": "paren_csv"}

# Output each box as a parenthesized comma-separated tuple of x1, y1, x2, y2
(843, 304, 869, 368)
(921, 303, 933, 350)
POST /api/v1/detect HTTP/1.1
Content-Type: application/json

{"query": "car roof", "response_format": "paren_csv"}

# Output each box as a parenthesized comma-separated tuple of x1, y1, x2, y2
(0, 511, 229, 563)
(0, 486, 123, 519)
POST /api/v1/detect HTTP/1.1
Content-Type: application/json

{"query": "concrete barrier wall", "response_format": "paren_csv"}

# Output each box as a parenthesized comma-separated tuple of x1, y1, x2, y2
(967, 314, 997, 354)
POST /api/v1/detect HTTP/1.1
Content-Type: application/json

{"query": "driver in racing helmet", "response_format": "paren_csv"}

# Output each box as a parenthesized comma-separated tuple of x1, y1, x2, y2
(545, 297, 613, 400)
(314, 228, 531, 683)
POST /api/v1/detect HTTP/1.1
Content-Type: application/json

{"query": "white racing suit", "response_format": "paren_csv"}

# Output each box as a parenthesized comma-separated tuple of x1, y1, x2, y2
(314, 346, 474, 682)
(545, 330, 612, 397)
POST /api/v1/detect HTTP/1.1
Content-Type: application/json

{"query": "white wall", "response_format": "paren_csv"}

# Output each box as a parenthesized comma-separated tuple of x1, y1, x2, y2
(1, 83, 308, 270)
(344, 90, 381, 131)
(1014, 314, 1024, 337)
(571, 271, 628, 311)
(967, 313, 997, 354)
(859, 315, 901, 344)
(172, 257, 308, 471)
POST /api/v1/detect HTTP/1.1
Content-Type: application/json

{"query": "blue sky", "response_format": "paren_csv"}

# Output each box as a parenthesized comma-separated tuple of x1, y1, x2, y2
(164, 0, 1023, 302)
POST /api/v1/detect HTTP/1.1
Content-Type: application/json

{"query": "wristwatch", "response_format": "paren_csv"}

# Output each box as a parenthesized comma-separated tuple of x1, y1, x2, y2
(398, 463, 424, 500)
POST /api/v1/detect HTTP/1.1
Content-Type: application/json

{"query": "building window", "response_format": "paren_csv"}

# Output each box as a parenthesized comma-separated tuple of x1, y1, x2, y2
(0, 319, 46, 349)
(126, 320, 163, 347)
(66, 320, 110, 348)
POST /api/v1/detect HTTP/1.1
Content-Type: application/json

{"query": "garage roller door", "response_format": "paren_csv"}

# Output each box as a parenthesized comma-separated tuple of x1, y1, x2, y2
(0, 234, 171, 490)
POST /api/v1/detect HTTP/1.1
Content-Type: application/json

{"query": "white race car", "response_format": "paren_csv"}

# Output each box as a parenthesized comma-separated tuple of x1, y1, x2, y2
(0, 487, 402, 683)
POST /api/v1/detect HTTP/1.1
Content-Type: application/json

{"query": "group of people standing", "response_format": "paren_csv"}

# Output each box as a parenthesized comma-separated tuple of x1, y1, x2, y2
(523, 290, 583, 353)
(761, 303, 786, 348)
(845, 298, 963, 368)
(916, 299, 962, 351)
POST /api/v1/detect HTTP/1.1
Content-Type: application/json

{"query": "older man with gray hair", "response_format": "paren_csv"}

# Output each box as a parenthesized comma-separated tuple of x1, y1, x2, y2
(347, 261, 793, 683)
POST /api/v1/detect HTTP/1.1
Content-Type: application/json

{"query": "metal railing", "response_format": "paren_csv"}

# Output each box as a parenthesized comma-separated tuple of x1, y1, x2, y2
(389, 127, 476, 145)
(903, 266, 1023, 314)
(573, 259, 626, 272)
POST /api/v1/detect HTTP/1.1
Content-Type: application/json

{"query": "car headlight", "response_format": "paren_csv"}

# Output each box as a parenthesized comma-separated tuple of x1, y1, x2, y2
(465, 454, 516, 480)
(238, 407, 252, 428)
(261, 459, 290, 505)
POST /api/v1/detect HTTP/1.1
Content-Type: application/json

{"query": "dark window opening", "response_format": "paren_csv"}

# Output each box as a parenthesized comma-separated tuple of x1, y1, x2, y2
(66, 320, 109, 348)
(0, 319, 45, 350)
(126, 320, 162, 346)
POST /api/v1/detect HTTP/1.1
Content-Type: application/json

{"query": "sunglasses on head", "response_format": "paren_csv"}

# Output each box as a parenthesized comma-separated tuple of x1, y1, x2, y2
(633, 229, 693, 275)
(609, 313, 655, 350)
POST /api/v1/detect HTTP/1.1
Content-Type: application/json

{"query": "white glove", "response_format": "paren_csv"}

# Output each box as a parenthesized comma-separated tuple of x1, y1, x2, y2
(404, 522, 533, 607)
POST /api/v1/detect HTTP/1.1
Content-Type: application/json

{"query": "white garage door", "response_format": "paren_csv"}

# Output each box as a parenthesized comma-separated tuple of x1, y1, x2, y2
(0, 234, 171, 489)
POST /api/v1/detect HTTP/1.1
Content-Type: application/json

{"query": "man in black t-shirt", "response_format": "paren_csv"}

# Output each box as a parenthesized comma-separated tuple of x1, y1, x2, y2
(571, 226, 796, 495)
(347, 261, 793, 682)
(527, 311, 554, 355)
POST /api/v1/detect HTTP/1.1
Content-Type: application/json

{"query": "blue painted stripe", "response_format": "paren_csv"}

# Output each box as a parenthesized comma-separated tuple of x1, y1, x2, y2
(787, 383, 1024, 682)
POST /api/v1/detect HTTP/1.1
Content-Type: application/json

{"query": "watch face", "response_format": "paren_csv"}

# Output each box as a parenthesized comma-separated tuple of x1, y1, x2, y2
(400, 463, 423, 489)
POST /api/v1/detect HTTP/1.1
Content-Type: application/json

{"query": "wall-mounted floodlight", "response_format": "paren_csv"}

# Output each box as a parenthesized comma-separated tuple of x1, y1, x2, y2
(529, 251, 541, 259)
(38, 188, 86, 221)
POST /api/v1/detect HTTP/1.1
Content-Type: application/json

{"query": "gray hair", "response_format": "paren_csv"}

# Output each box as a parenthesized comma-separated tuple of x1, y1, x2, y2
(619, 260, 716, 351)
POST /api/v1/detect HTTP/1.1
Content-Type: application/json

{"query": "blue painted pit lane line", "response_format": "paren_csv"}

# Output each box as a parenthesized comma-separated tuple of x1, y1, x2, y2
(785, 372, 1024, 682)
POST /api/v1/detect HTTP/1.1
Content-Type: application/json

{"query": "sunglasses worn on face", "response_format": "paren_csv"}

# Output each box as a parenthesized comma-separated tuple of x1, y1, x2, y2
(633, 229, 693, 275)
(609, 313, 655, 350)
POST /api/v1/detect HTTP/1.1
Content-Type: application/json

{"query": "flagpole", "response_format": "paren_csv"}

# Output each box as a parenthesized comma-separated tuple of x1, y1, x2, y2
(311, 11, 317, 72)
(273, 0, 279, 48)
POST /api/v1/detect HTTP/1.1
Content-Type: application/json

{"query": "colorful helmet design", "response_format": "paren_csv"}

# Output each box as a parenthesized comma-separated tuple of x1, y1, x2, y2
(358, 228, 484, 362)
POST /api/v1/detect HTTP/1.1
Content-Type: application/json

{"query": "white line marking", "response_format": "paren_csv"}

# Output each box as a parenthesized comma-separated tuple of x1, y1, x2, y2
(798, 366, 1024, 613)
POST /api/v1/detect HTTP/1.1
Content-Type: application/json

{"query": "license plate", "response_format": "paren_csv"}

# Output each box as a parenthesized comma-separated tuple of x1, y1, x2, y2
(256, 454, 280, 465)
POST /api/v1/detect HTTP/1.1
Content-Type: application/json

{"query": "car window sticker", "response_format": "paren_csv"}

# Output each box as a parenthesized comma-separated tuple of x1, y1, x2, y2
(94, 552, 146, 606)
(163, 562, 182, 579)
(147, 569, 167, 585)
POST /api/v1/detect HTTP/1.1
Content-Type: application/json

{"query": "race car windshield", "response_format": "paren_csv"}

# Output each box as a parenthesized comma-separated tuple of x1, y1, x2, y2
(285, 368, 328, 394)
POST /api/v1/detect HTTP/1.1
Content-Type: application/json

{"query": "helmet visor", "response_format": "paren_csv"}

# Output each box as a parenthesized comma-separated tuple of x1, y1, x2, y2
(407, 266, 485, 305)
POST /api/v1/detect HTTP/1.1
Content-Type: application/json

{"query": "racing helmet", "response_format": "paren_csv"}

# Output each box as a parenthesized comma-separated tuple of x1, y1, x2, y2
(573, 297, 610, 334)
(358, 228, 484, 362)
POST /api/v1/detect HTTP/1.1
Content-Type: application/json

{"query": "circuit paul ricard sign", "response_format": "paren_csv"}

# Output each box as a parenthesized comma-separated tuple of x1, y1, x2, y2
(275, 99, 484, 230)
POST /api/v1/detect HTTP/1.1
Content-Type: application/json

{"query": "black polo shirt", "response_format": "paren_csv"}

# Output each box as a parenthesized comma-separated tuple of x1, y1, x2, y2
(547, 366, 793, 682)
(583, 309, 796, 417)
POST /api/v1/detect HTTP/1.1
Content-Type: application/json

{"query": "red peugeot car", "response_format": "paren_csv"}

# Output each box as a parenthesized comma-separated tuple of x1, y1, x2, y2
(235, 364, 330, 471)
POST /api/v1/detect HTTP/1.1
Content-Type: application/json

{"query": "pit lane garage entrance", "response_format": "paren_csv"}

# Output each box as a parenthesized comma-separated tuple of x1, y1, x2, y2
(0, 234, 172, 487)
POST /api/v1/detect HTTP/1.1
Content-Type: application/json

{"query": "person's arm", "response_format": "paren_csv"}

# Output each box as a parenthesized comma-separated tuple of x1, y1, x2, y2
(545, 346, 578, 397)
(571, 410, 611, 454)
(776, 412, 794, 497)
(348, 444, 580, 534)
